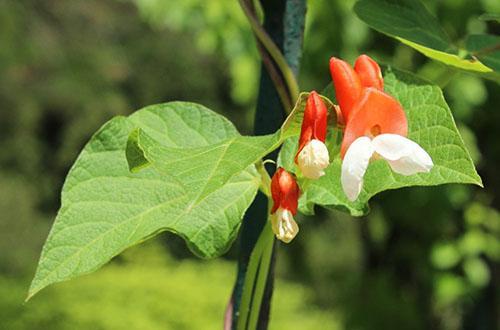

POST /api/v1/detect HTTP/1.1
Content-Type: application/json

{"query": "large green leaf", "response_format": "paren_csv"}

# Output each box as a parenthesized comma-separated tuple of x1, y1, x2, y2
(28, 102, 263, 299)
(279, 68, 482, 216)
(353, 0, 493, 73)
(127, 129, 280, 198)
(124, 92, 318, 196)
(28, 93, 324, 299)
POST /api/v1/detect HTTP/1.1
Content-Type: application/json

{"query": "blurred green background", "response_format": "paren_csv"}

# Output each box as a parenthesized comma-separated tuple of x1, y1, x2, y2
(0, 0, 499, 329)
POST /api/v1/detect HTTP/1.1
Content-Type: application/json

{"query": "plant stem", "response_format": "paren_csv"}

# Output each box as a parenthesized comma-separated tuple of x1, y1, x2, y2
(236, 221, 274, 330)
(239, 0, 300, 103)
(246, 224, 274, 329)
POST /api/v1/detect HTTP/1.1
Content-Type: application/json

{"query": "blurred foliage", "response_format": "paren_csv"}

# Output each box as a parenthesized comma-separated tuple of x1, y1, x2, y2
(131, 0, 260, 107)
(0, 241, 339, 330)
(0, 0, 499, 329)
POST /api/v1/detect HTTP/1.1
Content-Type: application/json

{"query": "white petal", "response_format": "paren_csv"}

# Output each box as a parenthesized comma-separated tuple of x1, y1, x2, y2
(341, 136, 374, 201)
(372, 133, 433, 175)
(272, 208, 299, 243)
(297, 139, 330, 179)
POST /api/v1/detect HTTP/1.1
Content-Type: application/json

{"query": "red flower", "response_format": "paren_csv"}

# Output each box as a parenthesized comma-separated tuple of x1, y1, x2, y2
(330, 55, 407, 157)
(270, 168, 300, 243)
(294, 91, 330, 179)
(330, 55, 433, 201)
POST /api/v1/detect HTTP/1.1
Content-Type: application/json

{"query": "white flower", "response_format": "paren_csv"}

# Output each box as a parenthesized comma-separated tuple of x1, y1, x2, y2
(271, 208, 299, 243)
(341, 134, 433, 201)
(296, 139, 330, 179)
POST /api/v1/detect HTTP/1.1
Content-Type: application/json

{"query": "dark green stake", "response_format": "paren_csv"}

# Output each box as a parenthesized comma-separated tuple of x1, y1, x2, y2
(231, 1, 306, 329)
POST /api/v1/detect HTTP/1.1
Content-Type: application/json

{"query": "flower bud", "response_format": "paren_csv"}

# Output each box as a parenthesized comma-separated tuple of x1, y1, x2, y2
(295, 91, 329, 179)
(270, 168, 300, 243)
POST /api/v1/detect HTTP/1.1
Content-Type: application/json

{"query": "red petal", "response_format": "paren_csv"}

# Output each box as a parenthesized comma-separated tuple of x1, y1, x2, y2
(295, 91, 328, 163)
(278, 170, 299, 215)
(270, 168, 300, 215)
(310, 91, 328, 142)
(340, 88, 408, 158)
(270, 168, 282, 214)
(354, 55, 384, 90)
(329, 57, 362, 122)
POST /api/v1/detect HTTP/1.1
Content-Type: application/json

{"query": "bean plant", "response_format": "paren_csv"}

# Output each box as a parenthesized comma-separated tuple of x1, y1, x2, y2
(28, 0, 499, 329)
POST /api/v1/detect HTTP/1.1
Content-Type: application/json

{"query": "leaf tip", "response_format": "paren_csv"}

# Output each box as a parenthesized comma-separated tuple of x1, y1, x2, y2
(25, 284, 41, 303)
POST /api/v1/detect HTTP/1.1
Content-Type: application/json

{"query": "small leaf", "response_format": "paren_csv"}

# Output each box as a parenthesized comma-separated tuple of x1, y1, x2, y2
(279, 67, 482, 216)
(29, 102, 261, 299)
(354, 0, 493, 73)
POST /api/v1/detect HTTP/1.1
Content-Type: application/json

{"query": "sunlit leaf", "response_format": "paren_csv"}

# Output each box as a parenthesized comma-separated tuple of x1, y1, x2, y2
(354, 0, 493, 73)
(29, 103, 261, 299)
(28, 93, 324, 299)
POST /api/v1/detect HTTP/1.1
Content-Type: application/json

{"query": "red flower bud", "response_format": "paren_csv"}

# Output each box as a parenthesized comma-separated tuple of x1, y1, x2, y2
(271, 168, 299, 215)
(270, 168, 300, 243)
(296, 91, 328, 158)
(294, 92, 330, 179)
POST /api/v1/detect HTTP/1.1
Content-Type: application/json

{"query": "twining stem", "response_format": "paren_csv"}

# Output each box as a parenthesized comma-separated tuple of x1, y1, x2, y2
(244, 0, 293, 111)
(257, 43, 293, 112)
(470, 43, 500, 57)
(240, 0, 293, 112)
(239, 0, 300, 103)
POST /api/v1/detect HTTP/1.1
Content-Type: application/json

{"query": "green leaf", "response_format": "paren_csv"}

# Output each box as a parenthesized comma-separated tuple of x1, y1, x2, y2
(279, 67, 482, 216)
(465, 34, 500, 72)
(124, 92, 321, 198)
(28, 102, 262, 299)
(28, 94, 324, 299)
(127, 128, 280, 199)
(353, 0, 493, 73)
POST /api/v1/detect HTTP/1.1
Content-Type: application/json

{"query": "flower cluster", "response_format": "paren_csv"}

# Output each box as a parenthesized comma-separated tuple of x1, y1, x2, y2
(269, 55, 433, 243)
(330, 55, 433, 201)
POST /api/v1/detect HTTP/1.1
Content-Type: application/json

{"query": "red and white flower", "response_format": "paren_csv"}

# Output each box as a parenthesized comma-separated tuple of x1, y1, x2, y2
(330, 55, 433, 201)
(295, 91, 330, 179)
(270, 167, 300, 243)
